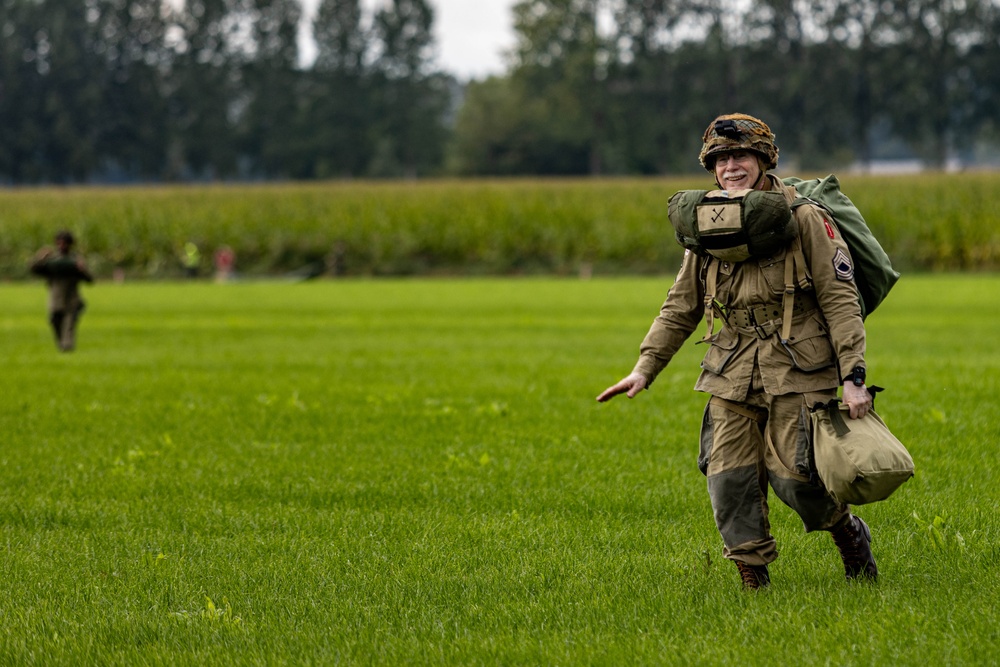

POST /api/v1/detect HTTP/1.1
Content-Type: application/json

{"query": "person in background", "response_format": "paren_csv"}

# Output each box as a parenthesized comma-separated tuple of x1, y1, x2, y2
(30, 230, 94, 352)
(597, 113, 878, 590)
(183, 241, 202, 278)
(213, 245, 236, 282)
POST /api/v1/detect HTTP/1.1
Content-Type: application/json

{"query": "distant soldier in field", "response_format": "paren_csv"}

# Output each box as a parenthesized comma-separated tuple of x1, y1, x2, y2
(30, 230, 94, 352)
(597, 113, 878, 590)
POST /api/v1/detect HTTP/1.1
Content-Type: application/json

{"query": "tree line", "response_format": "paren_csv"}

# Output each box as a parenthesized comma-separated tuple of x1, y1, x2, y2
(2, 0, 999, 184)
(0, 0, 450, 182)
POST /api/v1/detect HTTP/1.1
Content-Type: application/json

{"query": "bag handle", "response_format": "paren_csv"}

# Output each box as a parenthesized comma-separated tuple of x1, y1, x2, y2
(811, 386, 885, 437)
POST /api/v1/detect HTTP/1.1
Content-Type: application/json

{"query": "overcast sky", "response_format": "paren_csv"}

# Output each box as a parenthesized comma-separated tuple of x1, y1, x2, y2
(300, 0, 518, 80)
(430, 0, 518, 79)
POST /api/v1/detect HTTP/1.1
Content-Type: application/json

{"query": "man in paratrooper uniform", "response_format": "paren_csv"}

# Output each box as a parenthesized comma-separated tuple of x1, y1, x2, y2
(30, 230, 94, 352)
(597, 113, 878, 589)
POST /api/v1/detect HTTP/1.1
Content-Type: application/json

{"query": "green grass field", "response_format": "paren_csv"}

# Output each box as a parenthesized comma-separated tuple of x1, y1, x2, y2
(2, 274, 998, 665)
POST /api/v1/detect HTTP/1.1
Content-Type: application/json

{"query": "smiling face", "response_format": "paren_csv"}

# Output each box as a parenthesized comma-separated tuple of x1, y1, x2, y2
(713, 150, 763, 190)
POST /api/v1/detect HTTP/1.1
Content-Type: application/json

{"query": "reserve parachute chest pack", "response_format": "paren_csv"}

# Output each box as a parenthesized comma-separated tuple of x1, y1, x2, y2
(667, 188, 795, 263)
(667, 174, 899, 320)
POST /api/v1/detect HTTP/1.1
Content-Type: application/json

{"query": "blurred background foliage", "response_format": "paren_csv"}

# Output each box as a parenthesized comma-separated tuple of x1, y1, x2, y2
(2, 175, 998, 280)
(3, 0, 1000, 184)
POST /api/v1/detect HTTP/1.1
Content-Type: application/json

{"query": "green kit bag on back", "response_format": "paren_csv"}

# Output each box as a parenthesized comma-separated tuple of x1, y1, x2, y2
(810, 397, 914, 505)
(783, 174, 900, 319)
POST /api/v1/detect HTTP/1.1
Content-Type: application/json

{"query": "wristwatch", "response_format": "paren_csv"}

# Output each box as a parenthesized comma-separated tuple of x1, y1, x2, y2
(843, 366, 866, 386)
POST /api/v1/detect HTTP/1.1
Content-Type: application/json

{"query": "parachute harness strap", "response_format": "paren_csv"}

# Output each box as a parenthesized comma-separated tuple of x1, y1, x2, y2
(702, 258, 720, 342)
(780, 223, 812, 344)
(781, 239, 796, 344)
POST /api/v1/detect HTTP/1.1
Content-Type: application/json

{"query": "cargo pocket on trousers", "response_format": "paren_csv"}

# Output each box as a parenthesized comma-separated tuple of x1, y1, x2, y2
(797, 392, 831, 482)
(698, 402, 714, 476)
(795, 404, 817, 480)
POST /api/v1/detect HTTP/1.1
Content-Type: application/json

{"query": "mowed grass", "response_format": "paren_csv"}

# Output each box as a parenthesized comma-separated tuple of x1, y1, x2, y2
(1, 274, 998, 665)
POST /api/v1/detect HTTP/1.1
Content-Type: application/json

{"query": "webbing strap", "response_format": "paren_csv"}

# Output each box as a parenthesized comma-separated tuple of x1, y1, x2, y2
(702, 259, 720, 342)
(792, 237, 810, 288)
(814, 398, 851, 436)
(705, 237, 812, 344)
(780, 236, 812, 343)
(781, 240, 797, 344)
(710, 395, 767, 423)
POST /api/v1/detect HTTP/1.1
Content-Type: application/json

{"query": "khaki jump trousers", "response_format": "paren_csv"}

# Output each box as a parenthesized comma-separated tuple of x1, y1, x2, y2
(698, 374, 849, 567)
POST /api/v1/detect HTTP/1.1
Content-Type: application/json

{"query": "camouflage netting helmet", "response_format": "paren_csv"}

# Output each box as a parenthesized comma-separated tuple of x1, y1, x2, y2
(698, 113, 779, 172)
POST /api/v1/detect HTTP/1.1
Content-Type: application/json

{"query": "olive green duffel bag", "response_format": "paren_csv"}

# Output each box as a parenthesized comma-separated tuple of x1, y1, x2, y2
(810, 395, 914, 506)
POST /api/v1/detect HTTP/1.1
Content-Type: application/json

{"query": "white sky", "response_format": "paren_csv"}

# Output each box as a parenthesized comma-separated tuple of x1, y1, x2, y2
(430, 0, 518, 79)
(299, 0, 519, 80)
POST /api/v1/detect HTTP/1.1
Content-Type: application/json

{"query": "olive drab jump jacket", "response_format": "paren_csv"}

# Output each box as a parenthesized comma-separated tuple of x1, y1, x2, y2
(632, 175, 866, 401)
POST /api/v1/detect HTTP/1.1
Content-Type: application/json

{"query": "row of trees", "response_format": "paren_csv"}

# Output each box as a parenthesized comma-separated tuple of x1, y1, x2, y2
(2, 0, 1000, 183)
(452, 0, 1000, 175)
(0, 0, 451, 182)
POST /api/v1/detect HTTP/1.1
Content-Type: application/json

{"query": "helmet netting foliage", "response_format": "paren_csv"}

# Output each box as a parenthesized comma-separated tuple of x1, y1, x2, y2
(699, 113, 779, 171)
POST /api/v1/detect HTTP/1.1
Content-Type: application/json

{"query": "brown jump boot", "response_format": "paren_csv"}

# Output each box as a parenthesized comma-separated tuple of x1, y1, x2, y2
(734, 561, 771, 590)
(831, 515, 878, 581)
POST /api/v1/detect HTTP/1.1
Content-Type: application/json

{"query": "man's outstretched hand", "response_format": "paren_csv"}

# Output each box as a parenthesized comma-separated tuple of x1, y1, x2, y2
(596, 372, 648, 402)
